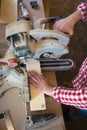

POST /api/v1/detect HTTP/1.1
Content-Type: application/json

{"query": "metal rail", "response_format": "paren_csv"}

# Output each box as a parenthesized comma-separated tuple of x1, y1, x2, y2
(40, 59, 73, 71)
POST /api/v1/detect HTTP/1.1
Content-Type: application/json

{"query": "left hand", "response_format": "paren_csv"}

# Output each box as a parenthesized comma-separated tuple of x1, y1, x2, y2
(28, 71, 53, 97)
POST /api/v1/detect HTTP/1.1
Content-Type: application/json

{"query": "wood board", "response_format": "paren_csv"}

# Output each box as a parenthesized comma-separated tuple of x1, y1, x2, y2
(0, 0, 18, 23)
(26, 59, 46, 111)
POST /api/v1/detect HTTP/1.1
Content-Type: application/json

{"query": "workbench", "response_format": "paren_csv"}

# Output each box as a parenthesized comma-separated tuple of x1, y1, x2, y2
(0, 0, 66, 129)
(0, 71, 65, 130)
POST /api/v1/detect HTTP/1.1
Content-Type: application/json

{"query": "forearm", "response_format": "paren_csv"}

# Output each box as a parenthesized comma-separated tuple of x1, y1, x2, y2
(70, 1, 87, 24)
(68, 10, 83, 26)
(72, 58, 87, 89)
(52, 86, 87, 109)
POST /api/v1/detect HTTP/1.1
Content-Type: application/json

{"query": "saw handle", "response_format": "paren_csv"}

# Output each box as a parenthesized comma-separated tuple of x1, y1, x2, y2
(40, 16, 70, 35)
(33, 16, 62, 29)
(44, 16, 62, 23)
(33, 17, 70, 36)
(41, 16, 62, 24)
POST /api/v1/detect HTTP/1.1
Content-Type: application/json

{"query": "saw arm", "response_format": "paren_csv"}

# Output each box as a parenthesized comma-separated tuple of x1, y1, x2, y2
(0, 18, 73, 70)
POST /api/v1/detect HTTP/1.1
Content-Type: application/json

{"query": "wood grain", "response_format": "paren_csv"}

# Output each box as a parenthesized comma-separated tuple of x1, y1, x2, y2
(0, 0, 18, 23)
(26, 59, 46, 111)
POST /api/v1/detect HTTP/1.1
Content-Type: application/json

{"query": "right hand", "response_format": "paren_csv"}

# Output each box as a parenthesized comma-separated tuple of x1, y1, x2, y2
(53, 10, 83, 36)
(53, 17, 74, 36)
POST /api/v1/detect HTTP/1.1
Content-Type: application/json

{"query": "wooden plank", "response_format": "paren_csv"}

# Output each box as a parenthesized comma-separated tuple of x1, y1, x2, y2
(0, 0, 18, 23)
(26, 59, 46, 111)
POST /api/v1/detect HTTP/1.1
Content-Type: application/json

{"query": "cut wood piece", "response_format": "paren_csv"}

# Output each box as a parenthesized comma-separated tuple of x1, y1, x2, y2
(23, 0, 45, 21)
(0, 0, 18, 23)
(26, 59, 46, 111)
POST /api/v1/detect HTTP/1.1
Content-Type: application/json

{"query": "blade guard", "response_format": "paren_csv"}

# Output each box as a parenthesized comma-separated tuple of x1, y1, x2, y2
(30, 29, 70, 59)
(33, 39, 69, 59)
(30, 29, 70, 46)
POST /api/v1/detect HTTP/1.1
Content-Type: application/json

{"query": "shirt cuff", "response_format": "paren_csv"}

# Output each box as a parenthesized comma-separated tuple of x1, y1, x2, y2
(52, 87, 60, 103)
(77, 2, 87, 22)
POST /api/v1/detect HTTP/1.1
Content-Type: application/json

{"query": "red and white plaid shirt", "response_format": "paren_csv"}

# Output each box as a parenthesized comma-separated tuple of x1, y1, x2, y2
(77, 2, 87, 22)
(53, 2, 87, 109)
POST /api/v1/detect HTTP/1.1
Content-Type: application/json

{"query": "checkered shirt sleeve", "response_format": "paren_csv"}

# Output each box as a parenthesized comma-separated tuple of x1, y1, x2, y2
(72, 58, 87, 89)
(52, 58, 87, 109)
(77, 2, 87, 22)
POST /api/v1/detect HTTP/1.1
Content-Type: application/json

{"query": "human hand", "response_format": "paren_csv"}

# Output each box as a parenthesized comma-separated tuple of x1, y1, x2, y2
(53, 18, 74, 36)
(53, 10, 83, 36)
(28, 71, 53, 97)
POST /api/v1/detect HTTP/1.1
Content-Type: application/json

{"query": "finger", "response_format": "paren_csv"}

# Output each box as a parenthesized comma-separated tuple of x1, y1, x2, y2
(29, 78, 42, 92)
(32, 72, 47, 82)
(69, 30, 73, 36)
(29, 71, 48, 83)
(29, 71, 43, 79)
(53, 24, 57, 29)
(53, 24, 56, 29)
(29, 71, 39, 76)
(29, 74, 38, 83)
(29, 72, 43, 85)
(53, 25, 60, 31)
(28, 71, 37, 78)
(29, 78, 37, 86)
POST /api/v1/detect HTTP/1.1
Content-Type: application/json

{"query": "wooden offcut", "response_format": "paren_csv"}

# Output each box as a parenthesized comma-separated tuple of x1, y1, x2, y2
(0, 0, 18, 23)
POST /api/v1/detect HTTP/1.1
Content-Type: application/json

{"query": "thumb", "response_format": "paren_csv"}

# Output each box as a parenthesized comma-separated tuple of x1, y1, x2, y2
(69, 29, 74, 36)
